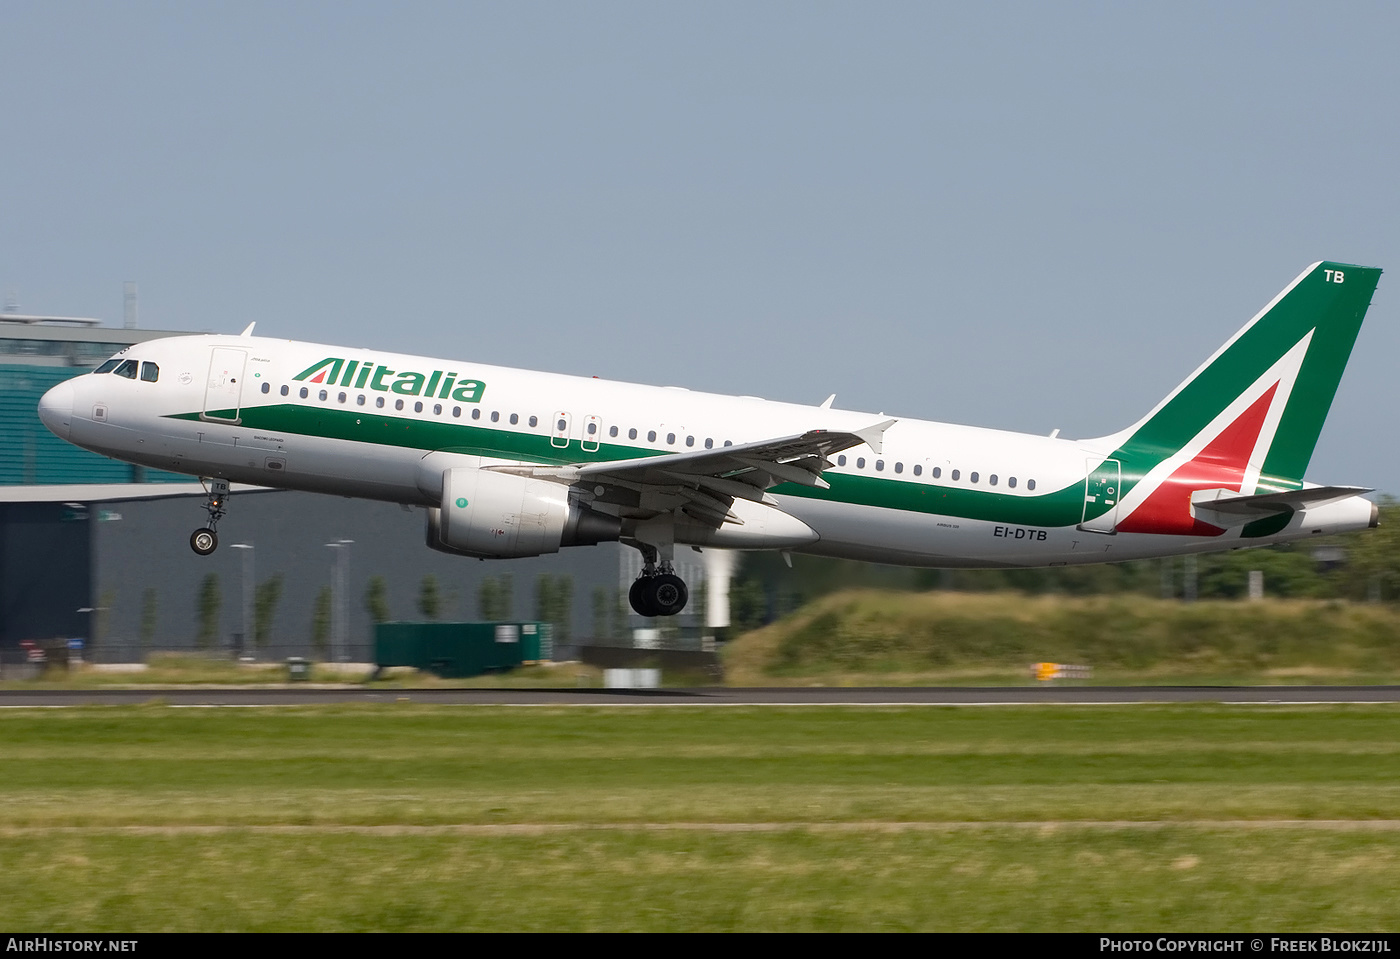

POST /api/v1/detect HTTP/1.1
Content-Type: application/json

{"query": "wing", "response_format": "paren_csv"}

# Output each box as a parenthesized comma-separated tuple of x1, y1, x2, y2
(489, 419, 896, 527)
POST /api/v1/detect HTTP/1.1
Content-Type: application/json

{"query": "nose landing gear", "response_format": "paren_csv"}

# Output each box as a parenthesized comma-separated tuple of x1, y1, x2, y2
(189, 478, 229, 556)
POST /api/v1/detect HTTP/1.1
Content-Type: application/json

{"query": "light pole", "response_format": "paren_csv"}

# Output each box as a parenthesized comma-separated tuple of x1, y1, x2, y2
(325, 539, 354, 662)
(230, 543, 254, 659)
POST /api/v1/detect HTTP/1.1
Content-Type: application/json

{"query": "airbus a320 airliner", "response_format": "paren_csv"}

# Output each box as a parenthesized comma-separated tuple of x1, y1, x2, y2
(37, 261, 1381, 616)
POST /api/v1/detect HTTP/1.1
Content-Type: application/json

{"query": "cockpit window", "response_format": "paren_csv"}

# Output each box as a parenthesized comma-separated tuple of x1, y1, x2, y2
(94, 359, 122, 374)
(140, 362, 159, 383)
(114, 360, 139, 379)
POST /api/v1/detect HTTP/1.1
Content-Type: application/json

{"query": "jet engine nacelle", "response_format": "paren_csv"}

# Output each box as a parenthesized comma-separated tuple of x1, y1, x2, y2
(426, 467, 620, 559)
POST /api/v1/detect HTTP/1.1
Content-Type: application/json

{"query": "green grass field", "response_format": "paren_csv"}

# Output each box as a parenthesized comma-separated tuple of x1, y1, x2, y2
(3, 703, 1400, 930)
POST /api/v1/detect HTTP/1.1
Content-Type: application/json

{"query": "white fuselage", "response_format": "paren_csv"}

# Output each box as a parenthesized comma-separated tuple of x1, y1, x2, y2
(37, 333, 1375, 569)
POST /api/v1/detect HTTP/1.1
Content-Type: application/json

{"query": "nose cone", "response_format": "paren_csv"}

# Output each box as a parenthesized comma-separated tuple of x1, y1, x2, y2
(38, 379, 75, 440)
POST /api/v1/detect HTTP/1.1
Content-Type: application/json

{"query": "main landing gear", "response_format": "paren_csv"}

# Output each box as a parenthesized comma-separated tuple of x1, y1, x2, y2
(190, 478, 229, 556)
(627, 541, 689, 617)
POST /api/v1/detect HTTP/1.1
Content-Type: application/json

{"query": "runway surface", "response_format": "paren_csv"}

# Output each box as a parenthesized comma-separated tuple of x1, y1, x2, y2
(3, 685, 1400, 707)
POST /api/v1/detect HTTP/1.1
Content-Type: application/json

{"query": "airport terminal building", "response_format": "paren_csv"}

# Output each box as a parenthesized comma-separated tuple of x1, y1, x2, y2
(0, 312, 651, 661)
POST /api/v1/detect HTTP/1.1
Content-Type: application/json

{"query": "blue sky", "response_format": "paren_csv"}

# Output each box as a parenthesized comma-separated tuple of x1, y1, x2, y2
(4, 2, 1397, 492)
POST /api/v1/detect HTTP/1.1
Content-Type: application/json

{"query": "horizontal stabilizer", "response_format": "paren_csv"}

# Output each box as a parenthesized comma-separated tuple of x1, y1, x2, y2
(1190, 485, 1372, 527)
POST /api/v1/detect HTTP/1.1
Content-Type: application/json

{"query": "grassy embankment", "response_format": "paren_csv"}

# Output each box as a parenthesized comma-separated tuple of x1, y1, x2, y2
(722, 590, 1400, 686)
(2, 703, 1400, 930)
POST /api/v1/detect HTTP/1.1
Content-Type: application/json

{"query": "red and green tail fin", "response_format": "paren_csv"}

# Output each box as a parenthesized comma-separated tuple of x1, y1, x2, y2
(1091, 261, 1380, 535)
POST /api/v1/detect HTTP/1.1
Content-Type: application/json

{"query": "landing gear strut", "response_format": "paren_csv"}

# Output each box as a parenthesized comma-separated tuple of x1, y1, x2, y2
(190, 478, 229, 556)
(627, 541, 689, 617)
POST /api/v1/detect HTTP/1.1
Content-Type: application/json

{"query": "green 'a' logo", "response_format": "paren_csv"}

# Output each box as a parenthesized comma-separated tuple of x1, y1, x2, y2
(292, 356, 486, 403)
(294, 357, 343, 385)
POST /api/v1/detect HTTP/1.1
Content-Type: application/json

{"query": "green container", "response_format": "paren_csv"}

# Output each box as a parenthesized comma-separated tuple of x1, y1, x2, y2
(286, 657, 311, 682)
(518, 622, 554, 663)
(374, 621, 552, 678)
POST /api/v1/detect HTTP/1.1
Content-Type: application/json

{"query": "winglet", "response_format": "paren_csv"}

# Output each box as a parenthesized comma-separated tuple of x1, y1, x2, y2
(819, 394, 836, 409)
(239, 322, 257, 337)
(852, 418, 897, 454)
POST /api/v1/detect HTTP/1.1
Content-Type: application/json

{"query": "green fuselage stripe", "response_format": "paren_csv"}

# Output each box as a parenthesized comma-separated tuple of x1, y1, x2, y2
(171, 404, 1086, 527)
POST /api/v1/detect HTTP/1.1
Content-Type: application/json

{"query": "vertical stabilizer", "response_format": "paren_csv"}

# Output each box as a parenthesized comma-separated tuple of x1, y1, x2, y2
(1087, 262, 1379, 536)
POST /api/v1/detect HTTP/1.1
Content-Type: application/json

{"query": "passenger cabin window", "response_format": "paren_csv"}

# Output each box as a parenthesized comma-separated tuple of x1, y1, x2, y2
(318, 390, 328, 401)
(628, 428, 637, 440)
(610, 426, 619, 437)
(280, 385, 289, 396)
(299, 387, 309, 399)
(93, 359, 122, 374)
(529, 416, 538, 427)
(647, 430, 657, 442)
(951, 469, 959, 481)
(414, 401, 423, 412)
(376, 396, 385, 408)
(261, 382, 270, 394)
(141, 362, 159, 383)
(114, 360, 138, 379)
(1008, 477, 1017, 488)
(913, 465, 923, 476)
(1028, 479, 1037, 491)
(510, 413, 518, 425)
(838, 455, 846, 466)
(857, 457, 866, 469)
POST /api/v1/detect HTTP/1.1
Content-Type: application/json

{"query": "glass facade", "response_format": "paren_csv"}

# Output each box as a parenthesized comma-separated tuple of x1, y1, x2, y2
(0, 365, 189, 485)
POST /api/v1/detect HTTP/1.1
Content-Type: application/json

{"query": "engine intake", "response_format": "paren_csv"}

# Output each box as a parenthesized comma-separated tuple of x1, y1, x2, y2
(426, 467, 619, 558)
